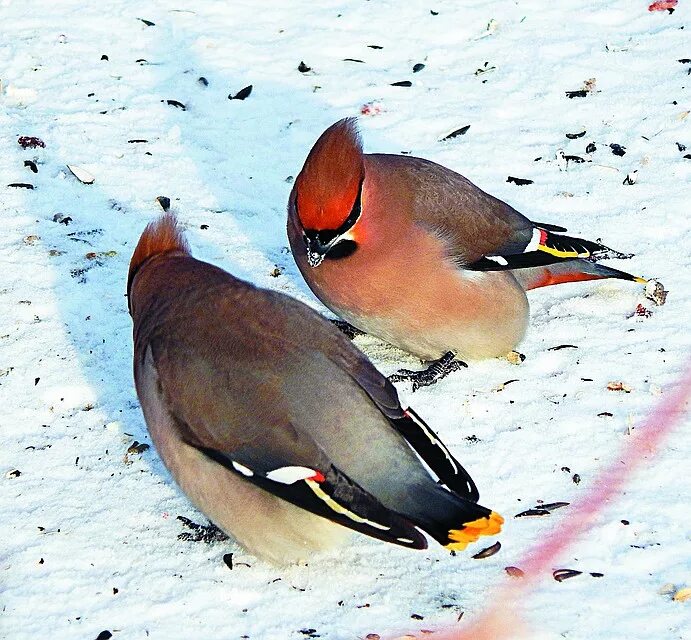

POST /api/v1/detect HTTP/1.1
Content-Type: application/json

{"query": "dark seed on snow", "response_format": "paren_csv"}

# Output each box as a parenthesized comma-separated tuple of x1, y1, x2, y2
(223, 553, 233, 570)
(411, 614, 424, 620)
(539, 502, 570, 511)
(610, 143, 626, 156)
(198, 76, 209, 86)
(343, 58, 365, 63)
(472, 541, 501, 559)
(298, 61, 311, 73)
(548, 344, 578, 350)
(676, 142, 686, 152)
(585, 142, 597, 153)
(573, 473, 581, 484)
(684, 154, 691, 160)
(598, 411, 613, 417)
(138, 18, 155, 26)
(166, 99, 186, 110)
(229, 85, 253, 100)
(564, 155, 586, 163)
(368, 45, 383, 49)
(24, 160, 38, 173)
(515, 508, 550, 518)
(127, 139, 148, 143)
(553, 569, 582, 582)
(440, 125, 470, 141)
(18, 136, 45, 149)
(430, 10, 439, 15)
(506, 176, 533, 186)
(590, 572, 604, 578)
(391, 80, 412, 87)
(413, 63, 425, 72)
(565, 90, 588, 98)
(678, 58, 691, 63)
(8, 183, 34, 189)
(565, 131, 586, 139)
(95, 632, 113, 640)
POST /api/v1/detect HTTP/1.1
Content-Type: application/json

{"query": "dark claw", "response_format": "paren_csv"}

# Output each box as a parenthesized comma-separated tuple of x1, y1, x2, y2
(389, 352, 468, 391)
(330, 319, 365, 340)
(177, 516, 229, 543)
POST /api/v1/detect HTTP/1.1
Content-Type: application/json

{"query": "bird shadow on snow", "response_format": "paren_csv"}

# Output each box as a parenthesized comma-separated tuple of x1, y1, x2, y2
(14, 17, 491, 638)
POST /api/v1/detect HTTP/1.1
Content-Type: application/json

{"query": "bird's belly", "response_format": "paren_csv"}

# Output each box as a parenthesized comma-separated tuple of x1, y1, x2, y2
(312, 262, 529, 361)
(135, 352, 349, 565)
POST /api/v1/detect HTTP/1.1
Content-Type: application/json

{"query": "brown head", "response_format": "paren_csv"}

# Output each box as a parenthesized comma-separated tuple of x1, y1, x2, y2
(127, 212, 190, 310)
(291, 118, 366, 267)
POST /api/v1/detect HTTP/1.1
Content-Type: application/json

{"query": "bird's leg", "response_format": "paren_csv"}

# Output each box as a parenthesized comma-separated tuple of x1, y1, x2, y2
(330, 318, 365, 340)
(389, 352, 468, 391)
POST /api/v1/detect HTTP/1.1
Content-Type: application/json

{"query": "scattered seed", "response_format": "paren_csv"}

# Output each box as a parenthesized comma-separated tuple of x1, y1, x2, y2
(411, 614, 424, 620)
(610, 143, 626, 156)
(18, 136, 45, 149)
(679, 58, 691, 64)
(298, 61, 311, 73)
(8, 183, 34, 189)
(566, 131, 586, 139)
(101, 54, 109, 61)
(95, 632, 112, 640)
(128, 139, 148, 143)
(644, 280, 667, 306)
(505, 566, 524, 578)
(127, 441, 150, 455)
(229, 85, 253, 100)
(572, 473, 581, 484)
(413, 63, 425, 72)
(223, 553, 233, 570)
(367, 45, 383, 49)
(5, 469, 21, 478)
(440, 125, 470, 141)
(565, 90, 588, 99)
(343, 58, 364, 63)
(472, 541, 501, 559)
(673, 587, 691, 602)
(564, 154, 586, 163)
(598, 411, 614, 417)
(138, 18, 155, 26)
(621, 519, 630, 525)
(607, 381, 632, 393)
(391, 80, 412, 87)
(548, 344, 578, 351)
(198, 76, 209, 86)
(586, 142, 597, 153)
(506, 176, 533, 185)
(24, 160, 38, 173)
(539, 502, 569, 512)
(553, 569, 583, 582)
(67, 165, 95, 184)
(166, 99, 186, 110)
(515, 508, 550, 518)
(590, 572, 604, 578)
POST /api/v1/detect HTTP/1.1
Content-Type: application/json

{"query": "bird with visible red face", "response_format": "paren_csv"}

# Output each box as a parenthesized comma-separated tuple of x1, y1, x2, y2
(128, 212, 503, 564)
(287, 118, 648, 388)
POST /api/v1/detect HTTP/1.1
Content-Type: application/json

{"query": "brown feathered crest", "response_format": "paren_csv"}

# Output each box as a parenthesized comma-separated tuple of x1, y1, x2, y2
(294, 118, 365, 231)
(128, 212, 190, 294)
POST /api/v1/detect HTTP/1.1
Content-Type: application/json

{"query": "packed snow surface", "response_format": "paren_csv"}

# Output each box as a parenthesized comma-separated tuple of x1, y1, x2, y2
(1, 1, 689, 639)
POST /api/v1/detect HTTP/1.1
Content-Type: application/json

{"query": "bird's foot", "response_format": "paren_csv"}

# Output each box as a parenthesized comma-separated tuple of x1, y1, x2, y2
(389, 352, 468, 391)
(177, 516, 229, 543)
(330, 319, 365, 340)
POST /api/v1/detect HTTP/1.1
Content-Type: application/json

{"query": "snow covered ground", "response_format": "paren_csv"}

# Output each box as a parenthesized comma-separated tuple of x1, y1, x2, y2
(1, 1, 689, 638)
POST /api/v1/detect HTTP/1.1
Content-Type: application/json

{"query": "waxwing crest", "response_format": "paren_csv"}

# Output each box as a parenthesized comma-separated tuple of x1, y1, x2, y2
(294, 117, 365, 231)
(128, 212, 190, 297)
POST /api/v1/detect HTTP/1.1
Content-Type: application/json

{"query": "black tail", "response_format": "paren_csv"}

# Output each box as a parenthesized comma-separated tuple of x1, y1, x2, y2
(405, 481, 503, 551)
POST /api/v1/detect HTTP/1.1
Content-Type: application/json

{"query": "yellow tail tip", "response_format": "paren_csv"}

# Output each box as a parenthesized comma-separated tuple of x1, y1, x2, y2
(634, 276, 648, 284)
(445, 511, 504, 551)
